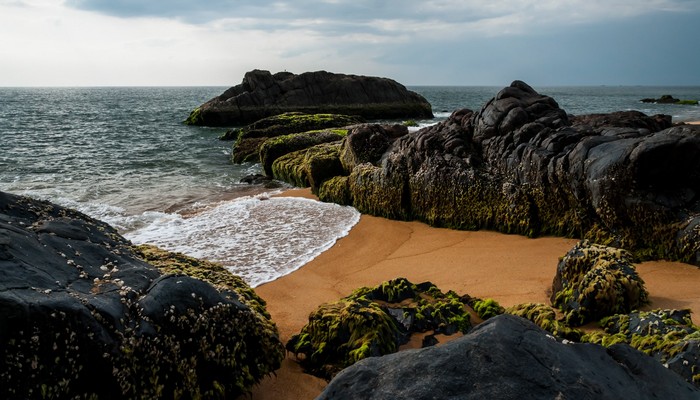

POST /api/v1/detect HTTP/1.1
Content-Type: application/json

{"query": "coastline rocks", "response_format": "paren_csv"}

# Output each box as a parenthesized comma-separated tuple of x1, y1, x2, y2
(314, 81, 700, 265)
(0, 191, 284, 399)
(184, 70, 433, 127)
(286, 278, 471, 379)
(318, 314, 700, 400)
(641, 95, 699, 105)
(339, 124, 408, 173)
(259, 129, 347, 176)
(272, 142, 344, 193)
(551, 241, 648, 326)
(229, 112, 362, 163)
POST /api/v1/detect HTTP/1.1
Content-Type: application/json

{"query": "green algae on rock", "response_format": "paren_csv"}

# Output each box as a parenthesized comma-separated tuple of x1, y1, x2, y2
(259, 129, 347, 176)
(230, 112, 361, 163)
(286, 278, 472, 379)
(506, 303, 583, 341)
(551, 240, 649, 326)
(271, 142, 345, 194)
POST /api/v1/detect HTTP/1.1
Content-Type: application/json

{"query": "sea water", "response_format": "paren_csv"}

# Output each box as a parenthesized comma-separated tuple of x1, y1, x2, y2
(1, 85, 699, 286)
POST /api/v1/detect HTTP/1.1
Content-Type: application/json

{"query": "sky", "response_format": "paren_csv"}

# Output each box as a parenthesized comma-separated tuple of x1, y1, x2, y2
(1, 0, 699, 86)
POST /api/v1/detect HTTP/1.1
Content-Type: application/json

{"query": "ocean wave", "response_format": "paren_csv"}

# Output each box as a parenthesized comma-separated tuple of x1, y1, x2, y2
(124, 195, 361, 287)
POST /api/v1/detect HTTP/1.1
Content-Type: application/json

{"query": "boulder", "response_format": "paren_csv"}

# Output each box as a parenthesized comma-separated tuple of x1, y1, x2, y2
(259, 128, 347, 176)
(271, 142, 345, 193)
(0, 191, 284, 399)
(641, 95, 699, 105)
(318, 314, 700, 400)
(339, 124, 408, 173)
(184, 70, 433, 126)
(286, 278, 471, 379)
(551, 240, 648, 326)
(315, 81, 700, 265)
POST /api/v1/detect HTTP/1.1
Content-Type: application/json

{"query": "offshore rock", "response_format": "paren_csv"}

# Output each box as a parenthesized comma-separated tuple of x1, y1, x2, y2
(318, 315, 700, 400)
(318, 80, 700, 265)
(185, 70, 433, 126)
(0, 191, 284, 399)
(551, 240, 648, 326)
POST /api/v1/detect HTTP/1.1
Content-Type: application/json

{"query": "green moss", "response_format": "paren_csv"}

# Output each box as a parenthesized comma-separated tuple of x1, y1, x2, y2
(183, 107, 202, 125)
(506, 303, 583, 341)
(469, 298, 505, 320)
(403, 120, 418, 127)
(319, 176, 352, 206)
(677, 99, 699, 105)
(348, 164, 410, 220)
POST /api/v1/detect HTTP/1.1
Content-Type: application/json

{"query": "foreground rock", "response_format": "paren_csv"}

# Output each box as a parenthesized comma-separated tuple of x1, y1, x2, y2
(0, 191, 284, 399)
(316, 81, 700, 265)
(318, 315, 700, 400)
(185, 70, 433, 126)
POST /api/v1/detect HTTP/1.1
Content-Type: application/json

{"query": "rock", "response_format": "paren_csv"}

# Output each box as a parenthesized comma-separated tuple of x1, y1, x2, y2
(259, 129, 347, 176)
(318, 314, 700, 400)
(551, 240, 648, 326)
(229, 112, 362, 163)
(0, 191, 284, 399)
(271, 142, 345, 193)
(641, 95, 699, 105)
(583, 309, 700, 387)
(339, 124, 408, 173)
(184, 70, 433, 126)
(240, 173, 272, 185)
(286, 278, 472, 379)
(314, 81, 700, 265)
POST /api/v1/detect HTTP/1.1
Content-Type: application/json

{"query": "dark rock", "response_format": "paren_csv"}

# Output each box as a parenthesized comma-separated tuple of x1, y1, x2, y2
(0, 191, 284, 399)
(641, 95, 698, 105)
(185, 70, 433, 126)
(286, 278, 471, 379)
(318, 314, 700, 400)
(229, 112, 362, 163)
(315, 81, 700, 265)
(339, 124, 409, 173)
(551, 240, 648, 326)
(260, 129, 347, 176)
(240, 173, 272, 185)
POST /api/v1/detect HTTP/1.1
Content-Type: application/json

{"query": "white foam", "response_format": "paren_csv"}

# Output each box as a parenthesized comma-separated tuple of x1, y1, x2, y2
(124, 196, 361, 287)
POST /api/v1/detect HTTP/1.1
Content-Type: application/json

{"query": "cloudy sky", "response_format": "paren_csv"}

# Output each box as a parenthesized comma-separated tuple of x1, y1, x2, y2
(1, 0, 699, 86)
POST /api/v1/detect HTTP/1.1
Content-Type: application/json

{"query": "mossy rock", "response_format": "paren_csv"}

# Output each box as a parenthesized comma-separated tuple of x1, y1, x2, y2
(506, 303, 583, 341)
(319, 175, 353, 205)
(183, 107, 202, 125)
(271, 142, 345, 192)
(582, 309, 700, 387)
(287, 278, 472, 378)
(259, 129, 347, 176)
(467, 297, 505, 320)
(551, 240, 649, 326)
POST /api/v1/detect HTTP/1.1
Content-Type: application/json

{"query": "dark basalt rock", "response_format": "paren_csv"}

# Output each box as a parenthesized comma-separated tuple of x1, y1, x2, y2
(0, 191, 284, 399)
(339, 124, 408, 173)
(318, 314, 700, 400)
(641, 95, 699, 105)
(185, 70, 433, 127)
(316, 80, 700, 265)
(551, 240, 648, 326)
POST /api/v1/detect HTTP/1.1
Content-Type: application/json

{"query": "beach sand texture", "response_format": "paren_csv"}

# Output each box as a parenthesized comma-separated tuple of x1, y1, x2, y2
(245, 189, 700, 399)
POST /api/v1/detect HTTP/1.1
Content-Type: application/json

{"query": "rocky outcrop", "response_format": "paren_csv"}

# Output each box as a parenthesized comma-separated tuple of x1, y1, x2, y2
(259, 129, 347, 176)
(641, 95, 699, 105)
(318, 315, 700, 400)
(286, 278, 472, 379)
(0, 191, 284, 399)
(551, 240, 649, 326)
(228, 112, 362, 163)
(583, 309, 700, 387)
(271, 142, 345, 193)
(316, 81, 700, 265)
(185, 70, 433, 126)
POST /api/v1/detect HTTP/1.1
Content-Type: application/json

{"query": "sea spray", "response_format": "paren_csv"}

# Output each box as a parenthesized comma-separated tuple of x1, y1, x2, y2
(125, 195, 361, 287)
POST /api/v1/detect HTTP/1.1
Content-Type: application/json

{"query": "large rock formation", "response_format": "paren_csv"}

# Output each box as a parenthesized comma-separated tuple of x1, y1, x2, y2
(0, 191, 284, 399)
(318, 315, 700, 400)
(317, 81, 700, 265)
(184, 70, 433, 126)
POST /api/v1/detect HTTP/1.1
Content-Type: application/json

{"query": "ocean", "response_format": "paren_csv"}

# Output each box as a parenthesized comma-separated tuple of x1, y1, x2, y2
(2, 85, 699, 286)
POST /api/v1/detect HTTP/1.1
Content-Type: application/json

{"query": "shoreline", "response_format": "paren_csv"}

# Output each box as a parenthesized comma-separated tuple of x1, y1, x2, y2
(248, 188, 700, 399)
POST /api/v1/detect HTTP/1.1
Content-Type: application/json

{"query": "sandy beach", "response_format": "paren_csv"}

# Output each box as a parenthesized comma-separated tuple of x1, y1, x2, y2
(246, 188, 700, 400)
